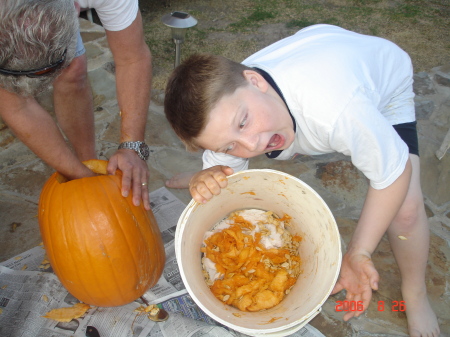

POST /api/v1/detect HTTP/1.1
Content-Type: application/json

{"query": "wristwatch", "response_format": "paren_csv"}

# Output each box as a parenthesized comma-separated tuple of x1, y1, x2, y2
(118, 141, 150, 161)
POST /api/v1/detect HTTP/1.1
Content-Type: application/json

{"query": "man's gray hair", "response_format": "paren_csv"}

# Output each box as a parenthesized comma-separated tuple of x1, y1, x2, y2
(0, 0, 79, 96)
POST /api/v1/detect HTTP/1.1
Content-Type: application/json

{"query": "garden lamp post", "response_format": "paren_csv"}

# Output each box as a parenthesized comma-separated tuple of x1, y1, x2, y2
(161, 11, 198, 67)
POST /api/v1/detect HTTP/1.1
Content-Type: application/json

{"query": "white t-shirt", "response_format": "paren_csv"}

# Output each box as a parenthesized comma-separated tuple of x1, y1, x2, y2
(77, 0, 138, 31)
(203, 24, 413, 190)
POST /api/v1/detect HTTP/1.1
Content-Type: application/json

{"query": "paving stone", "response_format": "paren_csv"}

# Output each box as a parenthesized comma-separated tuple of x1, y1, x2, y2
(433, 96, 450, 127)
(419, 135, 450, 206)
(80, 31, 106, 43)
(88, 67, 117, 104)
(413, 72, 436, 96)
(84, 41, 105, 60)
(0, 194, 41, 262)
(414, 98, 434, 120)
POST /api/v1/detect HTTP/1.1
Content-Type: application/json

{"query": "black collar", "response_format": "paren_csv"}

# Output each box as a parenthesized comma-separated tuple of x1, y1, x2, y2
(253, 68, 296, 159)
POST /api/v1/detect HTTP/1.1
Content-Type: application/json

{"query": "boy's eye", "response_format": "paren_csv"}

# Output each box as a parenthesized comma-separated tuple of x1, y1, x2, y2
(225, 144, 235, 153)
(239, 115, 247, 129)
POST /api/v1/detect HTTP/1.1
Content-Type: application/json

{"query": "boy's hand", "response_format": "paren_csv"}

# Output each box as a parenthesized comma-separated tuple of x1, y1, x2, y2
(189, 165, 234, 203)
(331, 249, 379, 321)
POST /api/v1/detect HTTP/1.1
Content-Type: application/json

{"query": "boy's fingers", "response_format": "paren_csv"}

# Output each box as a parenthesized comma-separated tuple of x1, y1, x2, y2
(343, 293, 361, 321)
(221, 166, 234, 175)
(188, 166, 234, 203)
(194, 181, 216, 201)
(331, 281, 344, 295)
(344, 309, 358, 321)
(191, 187, 211, 204)
(217, 178, 228, 188)
(362, 260, 379, 290)
(212, 172, 229, 188)
(199, 176, 221, 195)
(192, 193, 206, 204)
(361, 287, 373, 310)
(352, 294, 364, 318)
(368, 271, 379, 290)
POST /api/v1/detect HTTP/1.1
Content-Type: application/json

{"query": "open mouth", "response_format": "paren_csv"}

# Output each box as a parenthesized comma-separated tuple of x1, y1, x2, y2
(266, 134, 284, 150)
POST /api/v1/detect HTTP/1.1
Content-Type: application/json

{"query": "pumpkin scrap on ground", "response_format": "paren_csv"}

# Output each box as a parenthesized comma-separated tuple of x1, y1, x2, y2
(43, 303, 91, 322)
(134, 304, 161, 320)
(38, 160, 165, 307)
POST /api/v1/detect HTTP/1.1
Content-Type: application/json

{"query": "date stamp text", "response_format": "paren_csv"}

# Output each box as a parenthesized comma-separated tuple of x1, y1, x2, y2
(335, 300, 406, 312)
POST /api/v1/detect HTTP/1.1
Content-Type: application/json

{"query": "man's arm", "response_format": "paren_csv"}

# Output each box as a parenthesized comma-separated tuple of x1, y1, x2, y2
(104, 10, 153, 210)
(0, 87, 93, 180)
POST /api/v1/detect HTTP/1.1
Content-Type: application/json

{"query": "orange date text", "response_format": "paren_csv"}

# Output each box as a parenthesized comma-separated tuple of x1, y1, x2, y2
(335, 300, 364, 312)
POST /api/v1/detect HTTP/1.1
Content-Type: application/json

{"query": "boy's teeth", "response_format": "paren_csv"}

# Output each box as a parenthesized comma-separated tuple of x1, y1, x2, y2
(268, 134, 281, 148)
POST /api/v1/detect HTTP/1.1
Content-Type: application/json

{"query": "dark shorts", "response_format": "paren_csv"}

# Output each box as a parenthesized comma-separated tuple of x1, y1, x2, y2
(393, 121, 419, 156)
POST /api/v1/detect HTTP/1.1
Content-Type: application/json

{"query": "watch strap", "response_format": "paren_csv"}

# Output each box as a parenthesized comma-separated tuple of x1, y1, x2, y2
(118, 141, 149, 160)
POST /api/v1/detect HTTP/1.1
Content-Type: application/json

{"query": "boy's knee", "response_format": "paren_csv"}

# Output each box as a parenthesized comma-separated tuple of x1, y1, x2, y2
(392, 197, 424, 232)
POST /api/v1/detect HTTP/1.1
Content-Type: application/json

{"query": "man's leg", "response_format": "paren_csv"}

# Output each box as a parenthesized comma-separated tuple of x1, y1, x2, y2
(387, 154, 440, 337)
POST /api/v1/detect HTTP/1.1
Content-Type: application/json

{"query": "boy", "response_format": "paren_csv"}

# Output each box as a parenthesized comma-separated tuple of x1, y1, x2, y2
(164, 25, 439, 336)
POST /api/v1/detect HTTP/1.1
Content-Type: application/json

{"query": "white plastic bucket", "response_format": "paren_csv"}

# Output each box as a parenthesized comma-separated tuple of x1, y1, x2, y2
(175, 169, 341, 336)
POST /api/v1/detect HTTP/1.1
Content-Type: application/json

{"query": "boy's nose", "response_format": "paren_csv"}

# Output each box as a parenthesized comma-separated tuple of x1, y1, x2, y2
(240, 134, 259, 152)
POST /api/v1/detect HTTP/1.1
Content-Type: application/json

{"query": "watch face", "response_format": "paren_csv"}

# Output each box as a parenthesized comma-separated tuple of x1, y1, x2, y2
(139, 142, 150, 160)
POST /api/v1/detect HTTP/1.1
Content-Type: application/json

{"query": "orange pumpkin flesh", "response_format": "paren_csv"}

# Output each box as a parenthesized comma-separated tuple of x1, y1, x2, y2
(38, 160, 165, 307)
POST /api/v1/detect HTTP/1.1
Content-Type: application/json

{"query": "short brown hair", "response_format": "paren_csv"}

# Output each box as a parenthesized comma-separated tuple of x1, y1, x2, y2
(164, 54, 252, 151)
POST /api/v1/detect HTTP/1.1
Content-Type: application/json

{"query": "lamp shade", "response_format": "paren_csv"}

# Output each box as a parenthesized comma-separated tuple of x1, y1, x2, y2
(162, 11, 198, 38)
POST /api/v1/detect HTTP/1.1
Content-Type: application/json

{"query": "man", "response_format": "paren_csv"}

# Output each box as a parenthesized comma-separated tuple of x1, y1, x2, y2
(0, 0, 152, 209)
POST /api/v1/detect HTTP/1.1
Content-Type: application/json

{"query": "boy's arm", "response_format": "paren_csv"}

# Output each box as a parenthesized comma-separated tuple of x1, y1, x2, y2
(332, 157, 412, 320)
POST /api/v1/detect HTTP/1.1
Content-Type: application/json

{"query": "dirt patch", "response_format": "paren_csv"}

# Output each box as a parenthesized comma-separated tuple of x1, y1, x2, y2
(316, 160, 363, 192)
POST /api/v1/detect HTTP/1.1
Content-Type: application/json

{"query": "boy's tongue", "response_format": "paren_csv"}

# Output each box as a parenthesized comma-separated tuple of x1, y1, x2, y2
(267, 134, 283, 150)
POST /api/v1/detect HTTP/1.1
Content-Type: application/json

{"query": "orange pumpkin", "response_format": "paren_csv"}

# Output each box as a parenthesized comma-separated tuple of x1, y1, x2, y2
(38, 160, 165, 307)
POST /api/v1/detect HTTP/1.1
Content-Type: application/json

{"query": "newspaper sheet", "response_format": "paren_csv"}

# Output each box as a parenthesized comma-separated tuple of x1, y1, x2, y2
(0, 187, 325, 337)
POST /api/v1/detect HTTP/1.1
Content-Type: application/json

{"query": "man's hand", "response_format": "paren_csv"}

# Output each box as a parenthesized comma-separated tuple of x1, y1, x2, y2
(107, 149, 150, 210)
(189, 165, 234, 203)
(331, 249, 379, 321)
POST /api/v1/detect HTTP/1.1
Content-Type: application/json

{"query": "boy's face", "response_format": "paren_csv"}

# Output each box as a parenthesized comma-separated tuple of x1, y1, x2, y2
(195, 70, 295, 159)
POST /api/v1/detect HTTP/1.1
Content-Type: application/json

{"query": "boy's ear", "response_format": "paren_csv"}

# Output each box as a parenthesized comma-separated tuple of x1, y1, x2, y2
(242, 70, 269, 93)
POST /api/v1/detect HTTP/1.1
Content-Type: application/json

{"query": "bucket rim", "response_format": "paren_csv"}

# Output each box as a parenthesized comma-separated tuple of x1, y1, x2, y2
(175, 169, 342, 335)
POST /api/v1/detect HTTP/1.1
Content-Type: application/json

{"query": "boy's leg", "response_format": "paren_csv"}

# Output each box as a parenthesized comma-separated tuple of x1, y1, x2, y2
(387, 154, 440, 337)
